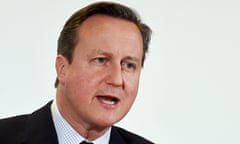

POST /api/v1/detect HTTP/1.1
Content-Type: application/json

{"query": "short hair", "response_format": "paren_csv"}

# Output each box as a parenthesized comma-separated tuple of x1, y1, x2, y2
(55, 1, 152, 87)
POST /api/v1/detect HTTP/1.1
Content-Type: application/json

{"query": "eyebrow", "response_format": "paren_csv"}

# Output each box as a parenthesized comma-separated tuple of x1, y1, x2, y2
(123, 56, 141, 64)
(94, 50, 141, 64)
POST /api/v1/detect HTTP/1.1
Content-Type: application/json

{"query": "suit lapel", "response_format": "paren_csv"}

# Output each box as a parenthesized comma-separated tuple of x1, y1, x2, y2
(21, 101, 58, 144)
(110, 126, 127, 144)
(20, 102, 146, 144)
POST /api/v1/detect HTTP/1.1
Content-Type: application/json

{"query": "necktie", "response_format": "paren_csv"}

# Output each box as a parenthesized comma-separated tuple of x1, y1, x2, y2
(80, 141, 94, 144)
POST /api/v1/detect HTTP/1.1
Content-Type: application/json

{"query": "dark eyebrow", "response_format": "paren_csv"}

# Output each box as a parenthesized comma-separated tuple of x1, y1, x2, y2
(96, 50, 112, 57)
(87, 49, 112, 57)
(91, 49, 141, 65)
(123, 56, 141, 65)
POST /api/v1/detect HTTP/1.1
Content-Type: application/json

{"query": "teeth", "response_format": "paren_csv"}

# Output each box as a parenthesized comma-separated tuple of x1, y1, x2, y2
(102, 98, 115, 105)
(98, 96, 117, 105)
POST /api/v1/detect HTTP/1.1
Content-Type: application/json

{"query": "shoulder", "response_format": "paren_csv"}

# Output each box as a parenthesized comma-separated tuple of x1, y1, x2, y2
(0, 115, 29, 143)
(0, 101, 54, 143)
(112, 126, 154, 144)
(0, 114, 28, 131)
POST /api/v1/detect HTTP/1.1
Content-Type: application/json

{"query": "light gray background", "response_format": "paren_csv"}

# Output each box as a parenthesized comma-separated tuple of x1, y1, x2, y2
(1, 0, 240, 143)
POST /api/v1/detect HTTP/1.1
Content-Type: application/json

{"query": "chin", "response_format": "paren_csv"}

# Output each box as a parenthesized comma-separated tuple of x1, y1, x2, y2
(94, 116, 121, 128)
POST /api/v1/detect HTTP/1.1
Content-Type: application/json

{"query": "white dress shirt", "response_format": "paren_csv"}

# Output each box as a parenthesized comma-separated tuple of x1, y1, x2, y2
(51, 100, 111, 144)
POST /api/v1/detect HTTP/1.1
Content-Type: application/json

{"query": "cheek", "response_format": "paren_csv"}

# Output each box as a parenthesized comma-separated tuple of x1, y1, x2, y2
(65, 70, 91, 97)
(121, 80, 139, 115)
(124, 75, 140, 99)
(67, 70, 104, 97)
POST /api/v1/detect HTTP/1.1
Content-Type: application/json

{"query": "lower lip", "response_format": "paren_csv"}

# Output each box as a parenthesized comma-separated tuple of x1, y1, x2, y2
(97, 97, 119, 109)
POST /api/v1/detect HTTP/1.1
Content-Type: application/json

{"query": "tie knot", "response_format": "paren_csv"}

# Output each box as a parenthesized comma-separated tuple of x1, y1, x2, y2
(80, 141, 94, 144)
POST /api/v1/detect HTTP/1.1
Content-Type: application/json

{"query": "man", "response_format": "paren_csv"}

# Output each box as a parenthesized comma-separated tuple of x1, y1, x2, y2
(0, 1, 153, 144)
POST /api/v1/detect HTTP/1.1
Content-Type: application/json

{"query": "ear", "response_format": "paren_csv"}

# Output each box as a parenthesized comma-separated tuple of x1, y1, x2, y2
(55, 55, 69, 85)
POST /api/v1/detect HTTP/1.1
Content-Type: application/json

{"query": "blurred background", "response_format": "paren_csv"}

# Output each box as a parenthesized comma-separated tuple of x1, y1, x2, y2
(0, 0, 240, 143)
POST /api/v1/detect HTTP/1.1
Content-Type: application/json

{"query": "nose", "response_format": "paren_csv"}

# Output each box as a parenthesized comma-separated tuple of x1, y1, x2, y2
(106, 63, 124, 87)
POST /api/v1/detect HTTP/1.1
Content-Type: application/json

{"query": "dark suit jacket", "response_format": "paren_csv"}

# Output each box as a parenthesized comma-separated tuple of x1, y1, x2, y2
(0, 101, 154, 144)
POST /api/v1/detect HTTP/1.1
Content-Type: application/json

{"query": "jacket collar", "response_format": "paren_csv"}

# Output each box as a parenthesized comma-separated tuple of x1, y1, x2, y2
(110, 126, 127, 144)
(20, 101, 129, 144)
(22, 101, 58, 144)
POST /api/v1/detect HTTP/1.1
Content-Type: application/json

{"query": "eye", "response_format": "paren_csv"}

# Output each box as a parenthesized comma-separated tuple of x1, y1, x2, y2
(94, 57, 106, 63)
(122, 62, 136, 72)
(93, 57, 110, 66)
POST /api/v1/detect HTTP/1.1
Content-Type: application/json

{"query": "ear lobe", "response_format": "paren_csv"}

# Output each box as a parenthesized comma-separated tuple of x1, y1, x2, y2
(55, 55, 69, 85)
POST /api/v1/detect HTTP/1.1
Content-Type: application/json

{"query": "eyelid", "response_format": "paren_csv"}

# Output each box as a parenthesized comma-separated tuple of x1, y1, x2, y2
(121, 61, 137, 72)
(94, 57, 107, 62)
(92, 56, 112, 65)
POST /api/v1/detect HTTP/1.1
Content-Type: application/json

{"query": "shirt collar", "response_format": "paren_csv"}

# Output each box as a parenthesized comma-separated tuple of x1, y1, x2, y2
(51, 100, 111, 144)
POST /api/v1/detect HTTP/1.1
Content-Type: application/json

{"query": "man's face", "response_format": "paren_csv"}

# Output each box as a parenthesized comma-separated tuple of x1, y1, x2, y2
(56, 15, 143, 130)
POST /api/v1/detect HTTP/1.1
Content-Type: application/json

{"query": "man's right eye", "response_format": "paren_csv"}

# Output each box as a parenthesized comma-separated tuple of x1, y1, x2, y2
(94, 57, 106, 63)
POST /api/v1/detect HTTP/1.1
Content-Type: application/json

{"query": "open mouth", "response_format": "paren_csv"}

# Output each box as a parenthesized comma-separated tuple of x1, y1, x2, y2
(97, 96, 119, 105)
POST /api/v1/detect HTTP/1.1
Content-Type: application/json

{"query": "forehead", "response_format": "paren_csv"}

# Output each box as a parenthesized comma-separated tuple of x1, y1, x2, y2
(74, 15, 143, 51)
(73, 14, 143, 62)
(79, 14, 142, 41)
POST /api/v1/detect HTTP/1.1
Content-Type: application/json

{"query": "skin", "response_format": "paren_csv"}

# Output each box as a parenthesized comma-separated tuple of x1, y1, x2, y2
(55, 14, 143, 140)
